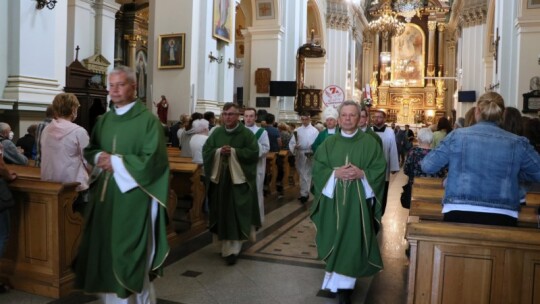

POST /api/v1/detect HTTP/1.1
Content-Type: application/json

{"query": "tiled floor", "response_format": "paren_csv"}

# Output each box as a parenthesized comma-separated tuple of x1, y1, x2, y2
(1, 171, 410, 304)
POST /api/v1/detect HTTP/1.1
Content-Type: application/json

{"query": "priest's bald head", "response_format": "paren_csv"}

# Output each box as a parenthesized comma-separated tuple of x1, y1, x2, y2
(108, 66, 137, 108)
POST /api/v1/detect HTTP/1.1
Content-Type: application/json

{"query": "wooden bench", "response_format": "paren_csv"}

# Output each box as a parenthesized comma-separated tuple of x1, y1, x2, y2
(168, 162, 206, 244)
(1, 179, 81, 299)
(410, 177, 540, 228)
(6, 164, 40, 180)
(265, 152, 277, 194)
(407, 177, 540, 303)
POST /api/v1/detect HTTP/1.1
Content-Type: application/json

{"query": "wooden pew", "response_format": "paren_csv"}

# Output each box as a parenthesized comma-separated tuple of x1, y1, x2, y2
(265, 152, 277, 195)
(407, 178, 540, 303)
(168, 162, 206, 244)
(407, 221, 540, 304)
(1, 179, 81, 299)
(411, 177, 540, 228)
(6, 164, 40, 180)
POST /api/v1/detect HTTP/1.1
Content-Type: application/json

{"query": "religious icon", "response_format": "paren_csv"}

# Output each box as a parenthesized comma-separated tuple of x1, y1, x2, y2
(158, 34, 185, 69)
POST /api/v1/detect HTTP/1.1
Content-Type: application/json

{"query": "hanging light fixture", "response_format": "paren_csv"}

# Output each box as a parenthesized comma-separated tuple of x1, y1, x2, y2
(36, 0, 57, 10)
(393, 0, 423, 22)
(368, 2, 405, 39)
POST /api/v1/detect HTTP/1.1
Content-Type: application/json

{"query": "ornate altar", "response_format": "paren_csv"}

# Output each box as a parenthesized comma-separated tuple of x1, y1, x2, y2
(65, 51, 110, 134)
(366, 2, 453, 125)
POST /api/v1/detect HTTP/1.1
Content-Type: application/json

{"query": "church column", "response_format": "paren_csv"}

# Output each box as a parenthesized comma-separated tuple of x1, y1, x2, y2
(247, 26, 284, 110)
(445, 36, 457, 118)
(325, 2, 351, 93)
(94, 0, 120, 72)
(67, 0, 96, 63)
(437, 23, 446, 75)
(124, 35, 139, 69)
(426, 21, 437, 86)
(3, 0, 66, 108)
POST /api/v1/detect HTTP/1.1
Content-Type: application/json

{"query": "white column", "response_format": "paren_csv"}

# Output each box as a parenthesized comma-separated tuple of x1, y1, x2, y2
(66, 0, 96, 63)
(94, 0, 120, 73)
(247, 25, 284, 114)
(3, 0, 66, 110)
(325, 28, 349, 91)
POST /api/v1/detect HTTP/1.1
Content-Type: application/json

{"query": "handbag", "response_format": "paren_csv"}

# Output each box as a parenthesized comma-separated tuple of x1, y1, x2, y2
(0, 179, 15, 212)
(400, 181, 412, 209)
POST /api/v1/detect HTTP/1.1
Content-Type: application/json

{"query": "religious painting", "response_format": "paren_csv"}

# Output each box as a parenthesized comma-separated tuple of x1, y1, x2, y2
(213, 0, 233, 43)
(528, 0, 540, 8)
(158, 33, 185, 69)
(135, 50, 147, 99)
(391, 23, 425, 87)
(256, 0, 274, 20)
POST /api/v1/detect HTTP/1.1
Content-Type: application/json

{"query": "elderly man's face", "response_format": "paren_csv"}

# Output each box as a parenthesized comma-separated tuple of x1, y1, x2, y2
(325, 117, 337, 129)
(338, 105, 360, 133)
(109, 72, 136, 108)
(221, 107, 240, 129)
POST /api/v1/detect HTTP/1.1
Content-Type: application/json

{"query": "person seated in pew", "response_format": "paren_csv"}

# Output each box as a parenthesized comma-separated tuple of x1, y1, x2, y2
(189, 119, 210, 170)
(0, 123, 28, 165)
(421, 92, 540, 226)
(404, 127, 446, 184)
(40, 93, 91, 215)
(0, 145, 17, 293)
(179, 112, 203, 158)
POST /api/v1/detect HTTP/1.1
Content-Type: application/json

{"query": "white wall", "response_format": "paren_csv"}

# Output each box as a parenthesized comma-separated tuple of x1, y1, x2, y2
(0, 0, 8, 102)
(150, 0, 197, 121)
(514, 0, 540, 112)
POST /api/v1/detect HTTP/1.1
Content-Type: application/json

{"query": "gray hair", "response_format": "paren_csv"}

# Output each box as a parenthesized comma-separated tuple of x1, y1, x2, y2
(110, 66, 136, 84)
(191, 119, 209, 133)
(417, 127, 433, 145)
(0, 122, 10, 134)
(338, 100, 361, 115)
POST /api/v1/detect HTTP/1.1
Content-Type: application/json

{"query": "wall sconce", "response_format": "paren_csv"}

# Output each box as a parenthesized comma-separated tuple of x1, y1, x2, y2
(36, 0, 57, 9)
(208, 52, 223, 64)
(538, 54, 540, 65)
(227, 58, 242, 69)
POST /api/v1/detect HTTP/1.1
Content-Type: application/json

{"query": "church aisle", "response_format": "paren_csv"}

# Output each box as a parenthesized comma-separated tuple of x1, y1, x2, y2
(2, 172, 411, 304)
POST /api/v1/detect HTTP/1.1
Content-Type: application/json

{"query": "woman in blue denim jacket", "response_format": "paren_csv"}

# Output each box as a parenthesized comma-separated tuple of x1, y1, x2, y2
(421, 92, 540, 226)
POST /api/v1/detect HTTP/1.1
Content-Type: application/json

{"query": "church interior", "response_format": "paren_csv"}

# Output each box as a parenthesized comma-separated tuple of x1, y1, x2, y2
(1, 0, 540, 303)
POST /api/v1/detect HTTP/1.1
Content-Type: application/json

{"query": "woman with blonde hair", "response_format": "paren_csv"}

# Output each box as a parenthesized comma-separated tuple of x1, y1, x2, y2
(41, 93, 90, 214)
(422, 92, 540, 226)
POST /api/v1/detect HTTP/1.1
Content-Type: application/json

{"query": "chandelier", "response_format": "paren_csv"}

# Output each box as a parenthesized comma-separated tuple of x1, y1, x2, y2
(393, 0, 423, 22)
(368, 2, 405, 39)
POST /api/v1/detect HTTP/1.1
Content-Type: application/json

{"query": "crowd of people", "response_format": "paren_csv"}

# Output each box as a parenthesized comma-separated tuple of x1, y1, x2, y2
(2, 65, 540, 304)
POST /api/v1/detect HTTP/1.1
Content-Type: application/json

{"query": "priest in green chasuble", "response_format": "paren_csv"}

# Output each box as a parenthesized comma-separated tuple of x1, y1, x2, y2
(74, 66, 170, 303)
(310, 101, 386, 304)
(203, 103, 261, 265)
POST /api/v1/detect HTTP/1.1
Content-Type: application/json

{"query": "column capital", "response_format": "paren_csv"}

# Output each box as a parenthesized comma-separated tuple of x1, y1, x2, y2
(428, 21, 437, 32)
(437, 23, 446, 32)
(326, 1, 351, 31)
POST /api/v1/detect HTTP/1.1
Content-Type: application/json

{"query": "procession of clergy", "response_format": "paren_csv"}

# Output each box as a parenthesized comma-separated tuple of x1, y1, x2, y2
(0, 66, 399, 304)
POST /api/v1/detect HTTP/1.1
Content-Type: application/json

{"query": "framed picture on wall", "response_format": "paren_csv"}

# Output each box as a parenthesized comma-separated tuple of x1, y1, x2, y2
(256, 0, 274, 20)
(158, 33, 185, 69)
(213, 0, 233, 43)
(528, 0, 540, 8)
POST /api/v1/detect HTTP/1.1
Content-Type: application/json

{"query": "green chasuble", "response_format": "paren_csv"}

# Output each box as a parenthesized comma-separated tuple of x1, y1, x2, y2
(75, 101, 170, 298)
(364, 126, 383, 147)
(310, 130, 386, 278)
(203, 124, 261, 240)
(312, 128, 337, 153)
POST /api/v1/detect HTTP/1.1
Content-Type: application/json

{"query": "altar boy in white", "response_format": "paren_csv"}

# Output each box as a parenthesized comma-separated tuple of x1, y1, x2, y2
(243, 108, 270, 223)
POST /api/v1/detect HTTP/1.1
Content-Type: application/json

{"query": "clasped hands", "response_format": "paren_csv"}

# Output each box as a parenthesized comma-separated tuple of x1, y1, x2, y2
(220, 145, 232, 155)
(96, 152, 114, 173)
(335, 164, 364, 181)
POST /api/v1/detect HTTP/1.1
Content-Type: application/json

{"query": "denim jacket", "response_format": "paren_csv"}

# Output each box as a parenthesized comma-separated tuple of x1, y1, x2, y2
(421, 121, 540, 211)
